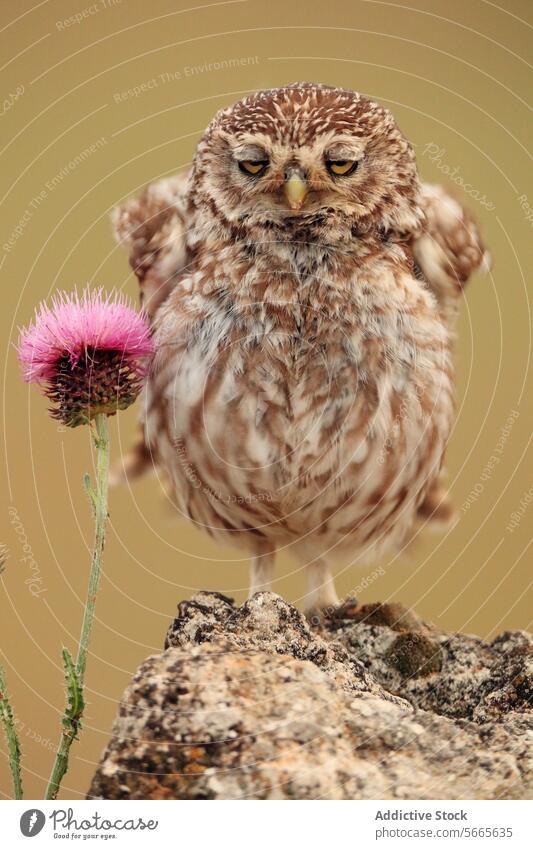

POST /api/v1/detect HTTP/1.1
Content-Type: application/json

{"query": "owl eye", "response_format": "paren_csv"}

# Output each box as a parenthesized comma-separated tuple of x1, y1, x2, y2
(239, 160, 269, 176)
(326, 160, 358, 176)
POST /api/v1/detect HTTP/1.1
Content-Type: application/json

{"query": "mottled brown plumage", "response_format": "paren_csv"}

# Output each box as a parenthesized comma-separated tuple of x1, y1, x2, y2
(113, 83, 489, 611)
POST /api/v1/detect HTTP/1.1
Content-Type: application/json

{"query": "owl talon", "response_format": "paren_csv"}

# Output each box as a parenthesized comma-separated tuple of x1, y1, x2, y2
(305, 597, 359, 627)
(305, 606, 331, 627)
(329, 597, 361, 620)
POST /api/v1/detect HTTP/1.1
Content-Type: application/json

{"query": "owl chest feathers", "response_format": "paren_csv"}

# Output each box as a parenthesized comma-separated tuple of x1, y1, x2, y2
(150, 240, 453, 526)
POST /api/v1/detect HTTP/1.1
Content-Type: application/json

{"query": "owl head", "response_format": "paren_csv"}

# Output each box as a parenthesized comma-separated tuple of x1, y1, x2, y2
(190, 82, 424, 246)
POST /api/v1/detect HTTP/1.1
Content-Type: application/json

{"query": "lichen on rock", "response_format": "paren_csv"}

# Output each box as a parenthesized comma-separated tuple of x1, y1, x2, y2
(88, 592, 532, 800)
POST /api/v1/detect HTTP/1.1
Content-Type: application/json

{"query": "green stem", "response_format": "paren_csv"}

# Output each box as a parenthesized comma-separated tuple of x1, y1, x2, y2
(0, 663, 23, 799)
(45, 413, 110, 800)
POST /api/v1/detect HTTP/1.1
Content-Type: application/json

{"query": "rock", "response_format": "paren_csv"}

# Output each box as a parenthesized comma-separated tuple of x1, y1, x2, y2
(164, 591, 403, 703)
(385, 632, 444, 678)
(88, 592, 532, 800)
(332, 600, 426, 632)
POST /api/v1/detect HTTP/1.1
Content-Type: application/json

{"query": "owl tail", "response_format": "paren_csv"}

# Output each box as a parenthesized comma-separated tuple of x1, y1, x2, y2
(416, 476, 457, 530)
(109, 424, 154, 487)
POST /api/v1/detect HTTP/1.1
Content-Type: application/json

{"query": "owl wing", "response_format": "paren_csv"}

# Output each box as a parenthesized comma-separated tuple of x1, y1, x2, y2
(413, 183, 491, 326)
(110, 172, 190, 485)
(112, 170, 191, 320)
(411, 183, 491, 528)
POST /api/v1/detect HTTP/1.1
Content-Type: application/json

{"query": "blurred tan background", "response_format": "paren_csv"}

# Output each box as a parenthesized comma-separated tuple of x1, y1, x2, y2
(1, 0, 531, 799)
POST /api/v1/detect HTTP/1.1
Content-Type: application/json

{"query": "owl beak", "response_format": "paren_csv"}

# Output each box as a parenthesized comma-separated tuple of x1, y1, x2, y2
(284, 169, 308, 211)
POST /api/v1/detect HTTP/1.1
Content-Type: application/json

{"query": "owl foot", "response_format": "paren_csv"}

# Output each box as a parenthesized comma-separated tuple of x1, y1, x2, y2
(305, 597, 359, 627)
(249, 550, 276, 597)
(303, 557, 341, 624)
(416, 479, 458, 530)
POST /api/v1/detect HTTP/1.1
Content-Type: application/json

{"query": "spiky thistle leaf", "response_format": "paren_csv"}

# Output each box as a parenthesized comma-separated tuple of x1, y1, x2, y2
(61, 648, 84, 739)
(83, 474, 97, 515)
(0, 664, 23, 798)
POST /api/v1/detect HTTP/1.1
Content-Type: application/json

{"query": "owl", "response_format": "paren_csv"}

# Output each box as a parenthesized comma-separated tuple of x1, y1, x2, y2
(113, 83, 489, 615)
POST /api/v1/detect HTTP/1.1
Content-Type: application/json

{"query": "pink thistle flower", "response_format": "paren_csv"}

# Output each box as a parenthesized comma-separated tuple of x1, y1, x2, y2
(18, 288, 154, 427)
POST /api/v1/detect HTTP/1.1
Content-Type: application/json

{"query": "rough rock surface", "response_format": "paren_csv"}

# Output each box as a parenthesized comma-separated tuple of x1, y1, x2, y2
(88, 592, 532, 800)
